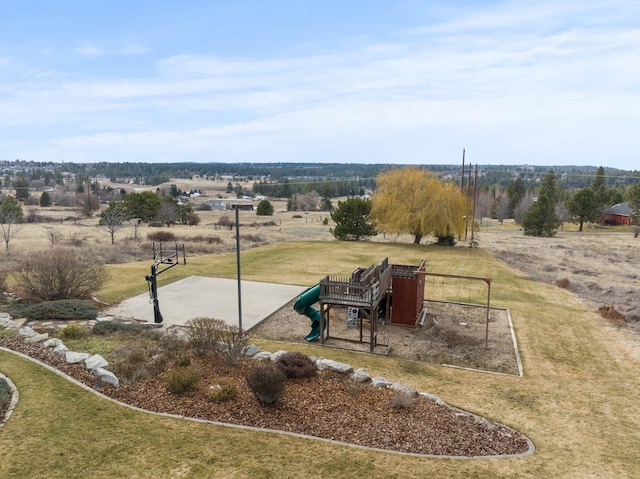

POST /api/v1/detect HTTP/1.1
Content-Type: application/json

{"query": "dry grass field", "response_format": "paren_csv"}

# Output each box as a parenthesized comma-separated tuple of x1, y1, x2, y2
(2, 179, 640, 478)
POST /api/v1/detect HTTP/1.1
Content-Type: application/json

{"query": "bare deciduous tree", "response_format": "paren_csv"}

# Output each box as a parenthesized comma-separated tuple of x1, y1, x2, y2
(44, 228, 63, 246)
(493, 194, 511, 225)
(0, 195, 24, 252)
(99, 203, 126, 245)
(514, 191, 536, 224)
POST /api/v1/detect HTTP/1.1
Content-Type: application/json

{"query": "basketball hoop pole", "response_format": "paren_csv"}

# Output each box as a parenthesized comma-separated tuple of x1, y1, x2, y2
(145, 242, 185, 324)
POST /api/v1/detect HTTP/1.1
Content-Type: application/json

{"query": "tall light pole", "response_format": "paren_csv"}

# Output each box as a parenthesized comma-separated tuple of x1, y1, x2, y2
(235, 206, 243, 332)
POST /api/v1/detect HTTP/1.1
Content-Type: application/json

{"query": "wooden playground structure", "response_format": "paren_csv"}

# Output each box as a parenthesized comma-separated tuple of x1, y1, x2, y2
(298, 257, 492, 355)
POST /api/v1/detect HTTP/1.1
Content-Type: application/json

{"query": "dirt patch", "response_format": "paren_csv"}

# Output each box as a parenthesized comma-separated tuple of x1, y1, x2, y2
(251, 300, 520, 375)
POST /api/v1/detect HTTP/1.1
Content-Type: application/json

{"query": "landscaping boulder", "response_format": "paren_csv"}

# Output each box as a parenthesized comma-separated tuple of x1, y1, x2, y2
(18, 326, 38, 337)
(244, 344, 261, 357)
(371, 376, 392, 388)
(94, 368, 119, 388)
(65, 351, 90, 364)
(391, 382, 418, 397)
(316, 358, 353, 374)
(269, 350, 288, 362)
(25, 333, 49, 344)
(350, 367, 371, 383)
(85, 354, 108, 370)
(43, 338, 64, 348)
(53, 344, 68, 355)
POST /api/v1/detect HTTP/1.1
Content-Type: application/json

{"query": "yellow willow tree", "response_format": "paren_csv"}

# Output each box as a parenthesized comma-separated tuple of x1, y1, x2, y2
(371, 166, 468, 244)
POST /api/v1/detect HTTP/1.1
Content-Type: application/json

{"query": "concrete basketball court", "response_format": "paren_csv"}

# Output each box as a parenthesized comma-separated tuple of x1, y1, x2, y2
(105, 276, 308, 331)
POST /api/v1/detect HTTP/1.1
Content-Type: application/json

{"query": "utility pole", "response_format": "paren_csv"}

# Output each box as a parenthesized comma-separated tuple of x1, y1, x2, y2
(460, 148, 466, 191)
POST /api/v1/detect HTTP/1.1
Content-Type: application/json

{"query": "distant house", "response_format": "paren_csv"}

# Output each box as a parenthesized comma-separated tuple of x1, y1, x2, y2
(601, 202, 632, 225)
(229, 203, 254, 211)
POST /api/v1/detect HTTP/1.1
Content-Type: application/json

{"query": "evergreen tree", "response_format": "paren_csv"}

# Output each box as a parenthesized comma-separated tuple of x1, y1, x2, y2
(256, 200, 274, 216)
(39, 191, 52, 207)
(330, 197, 377, 241)
(568, 188, 599, 231)
(12, 175, 30, 201)
(522, 171, 560, 237)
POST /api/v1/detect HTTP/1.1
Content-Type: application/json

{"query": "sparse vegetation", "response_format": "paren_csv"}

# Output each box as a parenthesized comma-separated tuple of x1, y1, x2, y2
(208, 379, 238, 402)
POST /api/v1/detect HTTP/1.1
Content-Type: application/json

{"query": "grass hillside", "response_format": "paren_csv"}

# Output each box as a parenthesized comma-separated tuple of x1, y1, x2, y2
(1, 241, 639, 478)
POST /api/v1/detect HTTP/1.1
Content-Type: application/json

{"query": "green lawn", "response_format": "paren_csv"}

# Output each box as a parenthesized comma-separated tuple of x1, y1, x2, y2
(2, 241, 639, 478)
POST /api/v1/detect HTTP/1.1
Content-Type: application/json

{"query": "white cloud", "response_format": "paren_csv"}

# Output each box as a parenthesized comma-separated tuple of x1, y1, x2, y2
(2, 0, 639, 168)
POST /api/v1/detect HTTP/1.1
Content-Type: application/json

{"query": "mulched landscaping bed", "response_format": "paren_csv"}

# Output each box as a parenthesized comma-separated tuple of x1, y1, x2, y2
(0, 334, 532, 457)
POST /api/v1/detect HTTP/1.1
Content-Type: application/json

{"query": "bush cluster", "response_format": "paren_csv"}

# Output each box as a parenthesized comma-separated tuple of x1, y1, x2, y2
(147, 231, 176, 242)
(275, 351, 317, 379)
(16, 248, 106, 301)
(246, 365, 286, 404)
(185, 317, 248, 365)
(164, 367, 201, 394)
(10, 300, 97, 322)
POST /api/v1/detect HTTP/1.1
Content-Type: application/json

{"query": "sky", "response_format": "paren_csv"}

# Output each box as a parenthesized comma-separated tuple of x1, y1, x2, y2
(0, 1, 638, 169)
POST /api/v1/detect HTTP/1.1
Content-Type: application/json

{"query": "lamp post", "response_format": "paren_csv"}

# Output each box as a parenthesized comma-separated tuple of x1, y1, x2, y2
(235, 206, 243, 332)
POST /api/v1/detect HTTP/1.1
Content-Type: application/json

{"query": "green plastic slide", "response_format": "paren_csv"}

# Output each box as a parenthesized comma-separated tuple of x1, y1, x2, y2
(293, 284, 322, 342)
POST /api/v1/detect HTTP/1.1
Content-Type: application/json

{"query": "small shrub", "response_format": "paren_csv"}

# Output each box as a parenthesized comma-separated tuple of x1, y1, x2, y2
(0, 269, 7, 295)
(148, 231, 176, 242)
(556, 278, 571, 289)
(148, 221, 164, 228)
(246, 365, 286, 404)
(9, 300, 97, 321)
(185, 317, 221, 356)
(59, 323, 89, 340)
(92, 320, 146, 335)
(391, 390, 415, 410)
(292, 214, 303, 219)
(275, 351, 317, 379)
(208, 379, 237, 402)
(185, 317, 248, 365)
(598, 305, 626, 321)
(164, 367, 200, 394)
(436, 235, 456, 246)
(0, 329, 16, 338)
(218, 215, 233, 227)
(0, 377, 11, 409)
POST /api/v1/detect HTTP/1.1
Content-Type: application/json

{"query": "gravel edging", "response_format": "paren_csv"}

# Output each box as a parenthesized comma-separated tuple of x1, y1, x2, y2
(0, 346, 535, 459)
